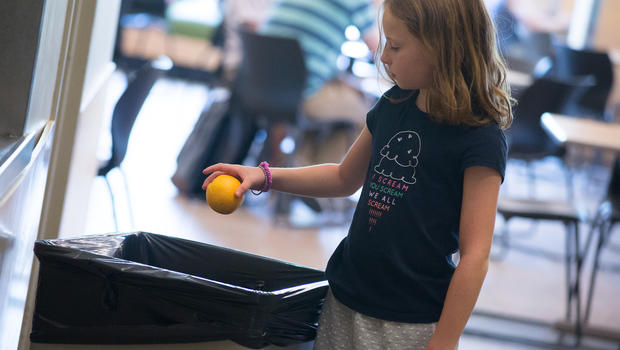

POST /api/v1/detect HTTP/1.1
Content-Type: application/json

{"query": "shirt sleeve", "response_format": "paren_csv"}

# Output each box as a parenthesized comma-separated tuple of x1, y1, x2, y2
(366, 98, 380, 134)
(460, 124, 508, 183)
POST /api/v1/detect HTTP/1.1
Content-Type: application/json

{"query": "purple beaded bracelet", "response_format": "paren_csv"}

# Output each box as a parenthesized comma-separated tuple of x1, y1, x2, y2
(251, 161, 272, 195)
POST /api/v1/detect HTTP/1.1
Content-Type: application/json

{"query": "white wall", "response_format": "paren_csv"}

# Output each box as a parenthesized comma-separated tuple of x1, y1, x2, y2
(38, 0, 121, 239)
(59, 0, 121, 237)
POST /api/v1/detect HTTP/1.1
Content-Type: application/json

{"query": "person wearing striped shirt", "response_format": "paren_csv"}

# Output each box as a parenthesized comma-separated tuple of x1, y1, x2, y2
(259, 0, 379, 131)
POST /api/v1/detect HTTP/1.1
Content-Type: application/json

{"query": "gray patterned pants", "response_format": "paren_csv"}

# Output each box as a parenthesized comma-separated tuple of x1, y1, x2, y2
(314, 290, 458, 350)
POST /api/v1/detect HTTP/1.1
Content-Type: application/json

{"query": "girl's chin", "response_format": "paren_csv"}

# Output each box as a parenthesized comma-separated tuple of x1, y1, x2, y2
(395, 82, 412, 90)
(395, 81, 423, 91)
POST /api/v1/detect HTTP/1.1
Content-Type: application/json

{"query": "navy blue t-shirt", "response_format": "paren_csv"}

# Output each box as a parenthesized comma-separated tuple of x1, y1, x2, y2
(325, 86, 507, 323)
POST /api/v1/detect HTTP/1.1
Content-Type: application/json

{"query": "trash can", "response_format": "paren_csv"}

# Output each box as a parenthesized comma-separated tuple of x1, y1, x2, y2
(30, 232, 328, 349)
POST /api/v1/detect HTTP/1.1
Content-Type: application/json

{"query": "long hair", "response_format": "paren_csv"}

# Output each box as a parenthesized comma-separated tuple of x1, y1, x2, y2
(379, 0, 513, 130)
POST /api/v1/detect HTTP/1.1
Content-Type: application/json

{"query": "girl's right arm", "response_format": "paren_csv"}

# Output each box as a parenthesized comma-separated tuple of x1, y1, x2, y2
(202, 126, 373, 198)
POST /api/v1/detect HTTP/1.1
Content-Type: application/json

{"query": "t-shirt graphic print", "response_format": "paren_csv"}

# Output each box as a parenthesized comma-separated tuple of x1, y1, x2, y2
(368, 130, 420, 232)
(374, 130, 421, 184)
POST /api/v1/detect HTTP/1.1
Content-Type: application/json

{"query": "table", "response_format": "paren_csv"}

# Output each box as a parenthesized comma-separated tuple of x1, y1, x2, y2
(541, 113, 620, 152)
(607, 48, 620, 106)
(507, 69, 533, 87)
(540, 112, 620, 342)
(610, 49, 620, 67)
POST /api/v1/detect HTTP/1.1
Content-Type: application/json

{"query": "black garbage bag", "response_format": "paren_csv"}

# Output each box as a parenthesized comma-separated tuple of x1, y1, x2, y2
(30, 232, 328, 348)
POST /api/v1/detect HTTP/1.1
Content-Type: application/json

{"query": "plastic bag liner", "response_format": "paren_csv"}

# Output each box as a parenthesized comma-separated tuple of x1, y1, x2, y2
(30, 231, 328, 348)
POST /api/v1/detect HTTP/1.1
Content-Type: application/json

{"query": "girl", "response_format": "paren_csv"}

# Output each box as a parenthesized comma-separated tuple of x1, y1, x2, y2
(202, 0, 512, 348)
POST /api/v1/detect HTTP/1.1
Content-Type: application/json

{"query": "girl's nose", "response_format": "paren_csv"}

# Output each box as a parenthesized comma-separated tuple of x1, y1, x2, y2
(380, 51, 388, 64)
(380, 50, 390, 66)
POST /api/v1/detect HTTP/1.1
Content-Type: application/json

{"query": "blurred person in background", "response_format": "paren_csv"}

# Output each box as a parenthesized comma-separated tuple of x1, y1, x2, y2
(259, 0, 379, 129)
(257, 0, 380, 169)
(488, 0, 572, 70)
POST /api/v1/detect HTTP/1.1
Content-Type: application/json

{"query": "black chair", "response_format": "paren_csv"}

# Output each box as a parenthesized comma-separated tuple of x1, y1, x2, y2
(98, 56, 172, 231)
(235, 30, 357, 222)
(496, 77, 597, 340)
(496, 196, 587, 341)
(503, 32, 556, 75)
(235, 31, 306, 128)
(550, 43, 614, 121)
(506, 77, 584, 199)
(583, 156, 620, 324)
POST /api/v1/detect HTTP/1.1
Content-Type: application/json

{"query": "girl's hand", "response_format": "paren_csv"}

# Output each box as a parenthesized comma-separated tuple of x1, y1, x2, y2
(202, 163, 265, 198)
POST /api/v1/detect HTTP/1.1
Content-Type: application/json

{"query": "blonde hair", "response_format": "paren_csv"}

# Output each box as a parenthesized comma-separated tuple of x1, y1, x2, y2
(378, 0, 513, 130)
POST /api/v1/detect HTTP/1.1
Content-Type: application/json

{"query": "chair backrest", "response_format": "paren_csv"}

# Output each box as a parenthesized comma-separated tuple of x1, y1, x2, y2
(98, 56, 172, 176)
(234, 30, 306, 125)
(528, 32, 554, 60)
(550, 43, 614, 120)
(507, 77, 579, 159)
(608, 156, 620, 206)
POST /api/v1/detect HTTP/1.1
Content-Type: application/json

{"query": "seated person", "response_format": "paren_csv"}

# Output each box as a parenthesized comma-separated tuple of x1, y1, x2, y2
(258, 0, 379, 164)
(490, 0, 572, 71)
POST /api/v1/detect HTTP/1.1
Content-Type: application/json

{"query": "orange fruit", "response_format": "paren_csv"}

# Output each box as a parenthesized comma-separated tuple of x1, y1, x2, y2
(206, 175, 244, 214)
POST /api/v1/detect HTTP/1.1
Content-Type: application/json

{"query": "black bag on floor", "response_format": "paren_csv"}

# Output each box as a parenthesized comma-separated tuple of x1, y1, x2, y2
(172, 88, 257, 197)
(30, 232, 328, 348)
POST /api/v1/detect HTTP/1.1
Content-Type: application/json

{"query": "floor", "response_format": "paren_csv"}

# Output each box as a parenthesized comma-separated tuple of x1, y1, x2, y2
(79, 71, 620, 349)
